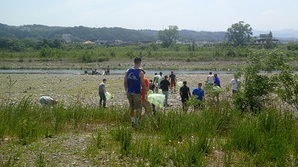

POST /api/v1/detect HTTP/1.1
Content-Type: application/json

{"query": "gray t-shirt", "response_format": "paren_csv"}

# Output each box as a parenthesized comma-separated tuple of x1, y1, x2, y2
(98, 82, 105, 93)
(39, 96, 54, 106)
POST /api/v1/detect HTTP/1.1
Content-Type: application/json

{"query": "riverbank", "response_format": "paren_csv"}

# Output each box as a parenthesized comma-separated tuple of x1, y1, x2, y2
(0, 59, 247, 71)
(0, 73, 234, 108)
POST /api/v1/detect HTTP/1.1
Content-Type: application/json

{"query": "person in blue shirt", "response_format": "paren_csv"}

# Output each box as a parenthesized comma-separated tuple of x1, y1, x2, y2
(214, 73, 221, 87)
(213, 73, 221, 102)
(192, 82, 205, 111)
(124, 57, 147, 127)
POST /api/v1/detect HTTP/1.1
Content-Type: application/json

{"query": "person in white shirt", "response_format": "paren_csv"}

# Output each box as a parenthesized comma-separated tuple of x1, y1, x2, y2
(207, 72, 214, 85)
(158, 71, 163, 86)
(230, 77, 239, 94)
(98, 78, 107, 107)
(39, 96, 58, 106)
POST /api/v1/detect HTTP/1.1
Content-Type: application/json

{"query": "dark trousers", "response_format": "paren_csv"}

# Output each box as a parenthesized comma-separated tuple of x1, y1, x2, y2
(99, 92, 106, 107)
(181, 97, 189, 112)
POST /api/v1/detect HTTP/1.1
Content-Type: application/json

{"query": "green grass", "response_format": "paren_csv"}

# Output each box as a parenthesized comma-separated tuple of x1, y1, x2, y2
(1, 44, 297, 70)
(1, 97, 298, 166)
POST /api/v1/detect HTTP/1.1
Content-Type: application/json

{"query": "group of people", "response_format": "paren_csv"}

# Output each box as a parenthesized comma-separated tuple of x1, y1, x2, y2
(97, 57, 237, 129)
(38, 57, 240, 130)
(123, 57, 181, 127)
(152, 71, 177, 106)
(122, 57, 206, 127)
(179, 81, 205, 112)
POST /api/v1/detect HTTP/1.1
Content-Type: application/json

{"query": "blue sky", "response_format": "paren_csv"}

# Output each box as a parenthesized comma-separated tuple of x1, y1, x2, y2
(1, 0, 297, 31)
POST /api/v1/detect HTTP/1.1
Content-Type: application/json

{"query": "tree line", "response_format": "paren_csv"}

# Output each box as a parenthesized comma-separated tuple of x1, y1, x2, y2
(0, 23, 227, 43)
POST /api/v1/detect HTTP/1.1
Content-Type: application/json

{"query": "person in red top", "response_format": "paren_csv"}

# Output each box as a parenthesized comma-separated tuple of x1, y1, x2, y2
(169, 70, 177, 93)
(141, 69, 151, 114)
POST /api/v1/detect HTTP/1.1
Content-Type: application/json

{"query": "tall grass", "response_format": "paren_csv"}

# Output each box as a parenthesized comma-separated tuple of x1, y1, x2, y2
(111, 125, 132, 155)
(1, 98, 298, 166)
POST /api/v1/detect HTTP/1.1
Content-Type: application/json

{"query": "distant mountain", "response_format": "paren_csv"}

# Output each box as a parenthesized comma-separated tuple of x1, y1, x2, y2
(1, 23, 297, 43)
(0, 23, 228, 43)
(0, 23, 158, 42)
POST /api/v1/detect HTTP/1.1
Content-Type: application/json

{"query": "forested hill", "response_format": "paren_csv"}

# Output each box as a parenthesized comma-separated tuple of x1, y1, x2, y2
(0, 23, 227, 43)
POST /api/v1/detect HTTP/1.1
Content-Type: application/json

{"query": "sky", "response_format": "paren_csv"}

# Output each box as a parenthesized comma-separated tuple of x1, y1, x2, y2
(1, 0, 297, 31)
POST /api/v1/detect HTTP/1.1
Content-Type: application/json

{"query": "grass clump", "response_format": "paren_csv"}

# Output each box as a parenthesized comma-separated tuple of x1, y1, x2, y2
(1, 97, 298, 166)
(111, 125, 133, 156)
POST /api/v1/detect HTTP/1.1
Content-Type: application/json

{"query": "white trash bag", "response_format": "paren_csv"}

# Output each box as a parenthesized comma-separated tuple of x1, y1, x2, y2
(105, 92, 112, 100)
(147, 93, 165, 109)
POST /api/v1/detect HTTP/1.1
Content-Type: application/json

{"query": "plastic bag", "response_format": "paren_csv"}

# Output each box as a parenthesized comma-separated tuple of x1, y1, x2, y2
(158, 89, 162, 94)
(147, 93, 165, 109)
(147, 90, 154, 95)
(212, 86, 223, 93)
(177, 81, 183, 87)
(105, 92, 112, 100)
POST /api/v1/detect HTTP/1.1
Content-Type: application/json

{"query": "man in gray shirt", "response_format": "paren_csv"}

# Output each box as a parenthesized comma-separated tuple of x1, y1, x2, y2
(39, 96, 58, 106)
(98, 78, 107, 107)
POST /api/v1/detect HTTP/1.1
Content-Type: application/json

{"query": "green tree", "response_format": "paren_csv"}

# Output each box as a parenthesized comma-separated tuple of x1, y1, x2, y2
(233, 50, 296, 112)
(273, 64, 298, 111)
(227, 21, 253, 46)
(158, 25, 179, 48)
(264, 31, 277, 49)
(233, 50, 272, 112)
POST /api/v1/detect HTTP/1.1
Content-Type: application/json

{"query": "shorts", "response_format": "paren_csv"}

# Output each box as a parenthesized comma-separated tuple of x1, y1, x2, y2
(170, 81, 176, 87)
(127, 93, 142, 110)
(181, 97, 189, 103)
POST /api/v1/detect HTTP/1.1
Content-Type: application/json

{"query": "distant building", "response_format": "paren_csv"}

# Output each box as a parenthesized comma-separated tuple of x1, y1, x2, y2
(82, 41, 95, 44)
(255, 32, 279, 44)
(156, 40, 162, 44)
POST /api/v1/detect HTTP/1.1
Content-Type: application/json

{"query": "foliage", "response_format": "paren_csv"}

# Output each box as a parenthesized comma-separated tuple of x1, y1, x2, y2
(111, 125, 133, 155)
(227, 21, 253, 46)
(287, 42, 298, 50)
(0, 23, 230, 43)
(1, 35, 298, 72)
(180, 29, 227, 42)
(1, 98, 298, 166)
(227, 117, 260, 154)
(263, 31, 277, 49)
(158, 25, 179, 48)
(225, 109, 295, 166)
(273, 64, 298, 111)
(0, 38, 64, 52)
(232, 50, 289, 112)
